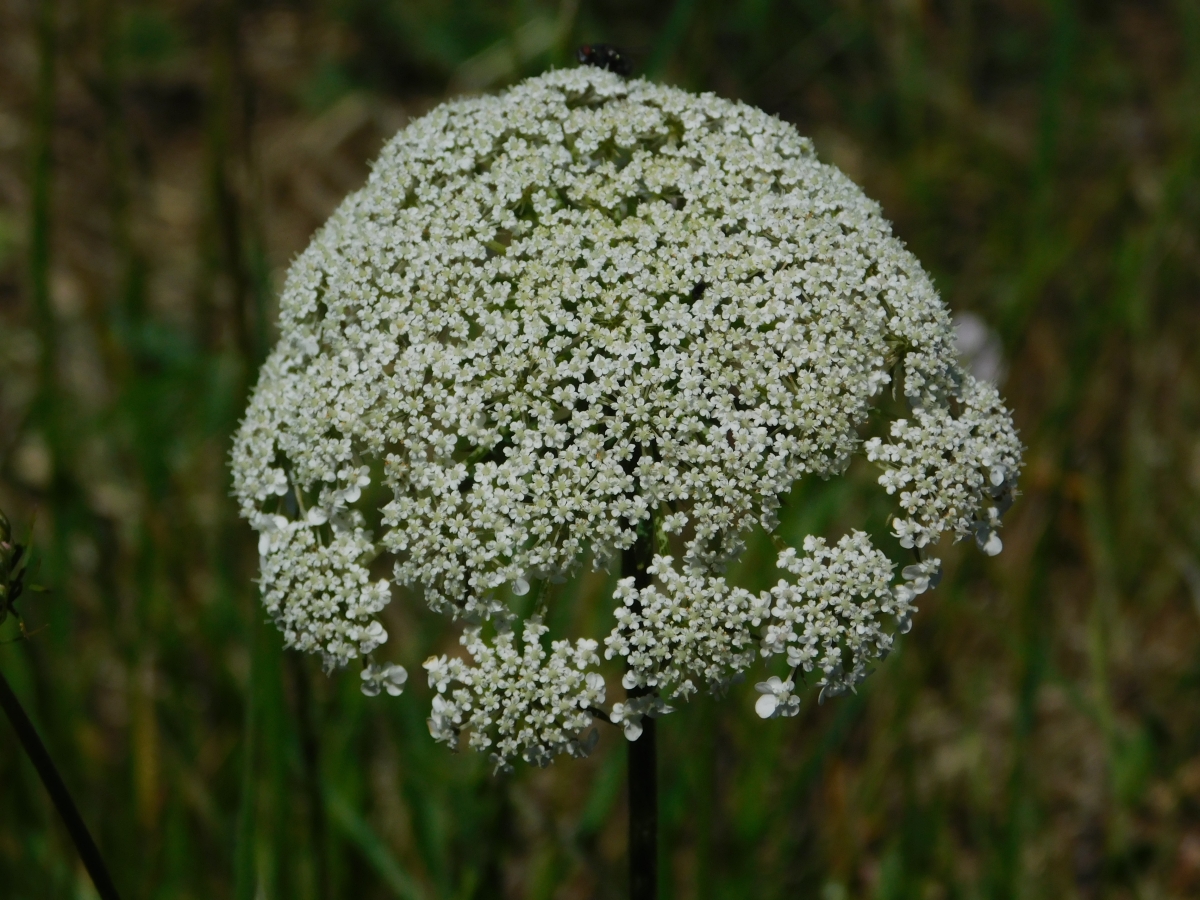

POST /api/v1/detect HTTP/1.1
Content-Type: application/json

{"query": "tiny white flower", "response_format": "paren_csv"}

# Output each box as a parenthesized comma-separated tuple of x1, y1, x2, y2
(381, 664, 408, 696)
(661, 512, 688, 534)
(428, 694, 457, 742)
(585, 672, 607, 704)
(900, 559, 941, 594)
(610, 701, 644, 739)
(754, 677, 785, 719)
(977, 530, 1003, 556)
(754, 675, 798, 719)
(361, 662, 408, 697)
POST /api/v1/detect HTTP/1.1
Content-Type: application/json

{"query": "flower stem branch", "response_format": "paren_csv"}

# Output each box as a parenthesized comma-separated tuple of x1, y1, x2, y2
(0, 667, 122, 900)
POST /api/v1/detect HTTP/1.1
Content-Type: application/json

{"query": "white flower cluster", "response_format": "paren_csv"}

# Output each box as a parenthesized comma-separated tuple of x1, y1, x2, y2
(604, 556, 766, 700)
(423, 618, 605, 770)
(254, 511, 391, 666)
(864, 375, 1021, 555)
(605, 534, 940, 724)
(230, 66, 1022, 768)
(761, 534, 912, 705)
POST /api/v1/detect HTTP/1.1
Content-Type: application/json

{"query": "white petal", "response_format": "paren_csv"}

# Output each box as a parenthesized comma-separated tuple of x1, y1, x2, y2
(755, 693, 779, 719)
(755, 676, 782, 694)
(360, 677, 381, 698)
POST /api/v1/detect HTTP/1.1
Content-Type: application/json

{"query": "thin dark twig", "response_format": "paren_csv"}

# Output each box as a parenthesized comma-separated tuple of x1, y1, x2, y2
(0, 668, 122, 900)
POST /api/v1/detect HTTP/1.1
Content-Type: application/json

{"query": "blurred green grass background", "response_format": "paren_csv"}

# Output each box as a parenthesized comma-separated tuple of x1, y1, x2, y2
(1, 1, 1198, 897)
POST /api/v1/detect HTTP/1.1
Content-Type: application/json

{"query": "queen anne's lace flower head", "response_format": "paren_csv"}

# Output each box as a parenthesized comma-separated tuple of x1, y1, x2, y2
(231, 66, 1022, 770)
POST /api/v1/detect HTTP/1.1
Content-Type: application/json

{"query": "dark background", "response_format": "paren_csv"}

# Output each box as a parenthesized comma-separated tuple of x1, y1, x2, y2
(0, 1, 1198, 897)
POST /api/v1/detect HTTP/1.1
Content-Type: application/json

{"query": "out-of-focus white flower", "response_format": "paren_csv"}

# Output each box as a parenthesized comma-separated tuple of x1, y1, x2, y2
(231, 67, 1022, 769)
(954, 312, 1007, 385)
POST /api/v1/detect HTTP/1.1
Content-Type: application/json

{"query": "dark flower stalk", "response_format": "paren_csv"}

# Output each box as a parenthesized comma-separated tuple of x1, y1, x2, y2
(624, 527, 657, 900)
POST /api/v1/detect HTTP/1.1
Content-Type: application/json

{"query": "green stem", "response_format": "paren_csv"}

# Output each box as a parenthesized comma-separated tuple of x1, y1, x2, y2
(0, 667, 122, 900)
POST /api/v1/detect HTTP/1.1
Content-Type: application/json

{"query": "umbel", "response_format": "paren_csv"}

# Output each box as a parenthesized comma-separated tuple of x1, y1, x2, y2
(231, 63, 1021, 864)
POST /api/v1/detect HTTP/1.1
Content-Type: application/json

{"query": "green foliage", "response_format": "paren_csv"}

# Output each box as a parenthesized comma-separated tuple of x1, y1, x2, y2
(1, 1, 1198, 898)
(119, 6, 185, 70)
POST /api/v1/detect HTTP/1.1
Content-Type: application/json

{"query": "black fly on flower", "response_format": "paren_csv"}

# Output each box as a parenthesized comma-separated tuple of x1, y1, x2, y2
(576, 43, 633, 77)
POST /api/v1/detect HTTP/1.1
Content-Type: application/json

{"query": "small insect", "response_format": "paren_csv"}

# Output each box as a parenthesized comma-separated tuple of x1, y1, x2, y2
(726, 429, 736, 449)
(576, 44, 633, 77)
(691, 281, 707, 301)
